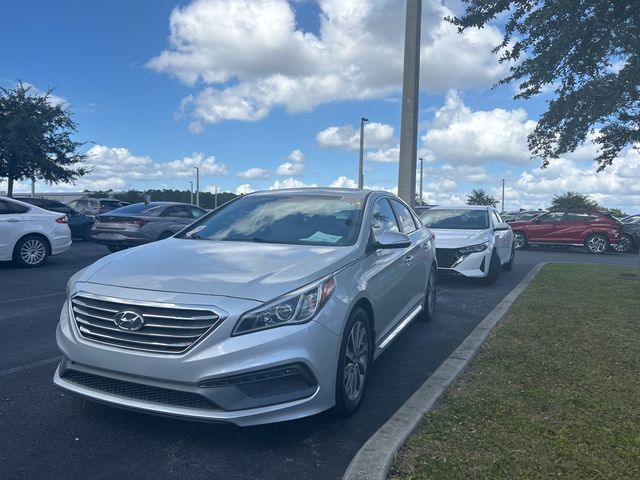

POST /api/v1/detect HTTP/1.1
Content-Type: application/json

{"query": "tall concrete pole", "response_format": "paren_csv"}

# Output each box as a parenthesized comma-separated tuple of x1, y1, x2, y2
(501, 178, 505, 213)
(419, 157, 424, 205)
(193, 167, 200, 207)
(189, 181, 194, 205)
(358, 117, 368, 189)
(397, 0, 422, 206)
(214, 185, 219, 209)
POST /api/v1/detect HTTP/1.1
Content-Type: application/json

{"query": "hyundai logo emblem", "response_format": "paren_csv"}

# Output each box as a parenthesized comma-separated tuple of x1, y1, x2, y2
(113, 311, 145, 331)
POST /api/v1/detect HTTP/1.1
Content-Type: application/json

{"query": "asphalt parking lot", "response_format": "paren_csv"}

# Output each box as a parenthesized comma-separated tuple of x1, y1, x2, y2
(1, 242, 636, 480)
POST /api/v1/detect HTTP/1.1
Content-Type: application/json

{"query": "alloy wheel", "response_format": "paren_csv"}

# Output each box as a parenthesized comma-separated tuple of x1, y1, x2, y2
(20, 239, 46, 265)
(343, 320, 369, 403)
(513, 233, 525, 249)
(613, 235, 631, 253)
(586, 235, 607, 254)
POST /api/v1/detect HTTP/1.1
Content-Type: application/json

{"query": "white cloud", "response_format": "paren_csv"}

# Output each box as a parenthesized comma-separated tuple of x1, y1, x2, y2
(422, 91, 537, 165)
(276, 162, 304, 176)
(149, 0, 508, 127)
(366, 146, 400, 163)
(330, 176, 358, 188)
(269, 178, 318, 190)
(161, 152, 228, 177)
(288, 149, 305, 163)
(316, 122, 395, 150)
(238, 167, 271, 179)
(21, 82, 68, 108)
(235, 183, 255, 195)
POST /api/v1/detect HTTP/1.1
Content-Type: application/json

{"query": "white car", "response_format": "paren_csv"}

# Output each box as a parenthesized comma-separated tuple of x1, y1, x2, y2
(0, 196, 72, 267)
(419, 206, 514, 284)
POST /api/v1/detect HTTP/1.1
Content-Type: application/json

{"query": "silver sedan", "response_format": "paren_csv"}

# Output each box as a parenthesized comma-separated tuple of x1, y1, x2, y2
(55, 189, 437, 426)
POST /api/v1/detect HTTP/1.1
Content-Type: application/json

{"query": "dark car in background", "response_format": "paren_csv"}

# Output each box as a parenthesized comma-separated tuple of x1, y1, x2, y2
(614, 214, 640, 253)
(509, 210, 623, 254)
(67, 198, 123, 215)
(15, 197, 95, 241)
(91, 202, 208, 252)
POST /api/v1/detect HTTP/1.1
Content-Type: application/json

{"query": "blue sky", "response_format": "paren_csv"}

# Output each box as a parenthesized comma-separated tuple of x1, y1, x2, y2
(2, 0, 639, 212)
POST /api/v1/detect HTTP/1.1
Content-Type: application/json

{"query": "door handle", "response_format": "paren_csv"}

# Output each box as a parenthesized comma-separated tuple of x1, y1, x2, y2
(5, 219, 21, 223)
(403, 255, 414, 264)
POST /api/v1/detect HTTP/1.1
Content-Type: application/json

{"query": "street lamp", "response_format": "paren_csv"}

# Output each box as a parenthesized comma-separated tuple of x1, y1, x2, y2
(193, 167, 200, 207)
(501, 179, 505, 214)
(189, 181, 194, 205)
(214, 185, 219, 209)
(358, 117, 369, 189)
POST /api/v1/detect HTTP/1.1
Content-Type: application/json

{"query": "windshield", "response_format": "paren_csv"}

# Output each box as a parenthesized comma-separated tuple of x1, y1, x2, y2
(420, 209, 489, 230)
(623, 215, 640, 224)
(178, 194, 364, 246)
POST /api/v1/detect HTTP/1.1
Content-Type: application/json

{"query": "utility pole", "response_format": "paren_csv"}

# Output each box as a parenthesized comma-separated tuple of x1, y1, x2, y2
(358, 117, 369, 189)
(501, 178, 505, 214)
(189, 181, 193, 205)
(193, 167, 200, 207)
(214, 185, 219, 209)
(31, 178, 35, 197)
(397, 0, 422, 207)
(419, 157, 424, 205)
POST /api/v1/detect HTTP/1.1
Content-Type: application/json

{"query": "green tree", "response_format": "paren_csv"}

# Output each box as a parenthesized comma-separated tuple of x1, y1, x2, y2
(603, 207, 627, 218)
(466, 188, 498, 207)
(448, 1, 639, 171)
(0, 82, 87, 197)
(550, 191, 600, 210)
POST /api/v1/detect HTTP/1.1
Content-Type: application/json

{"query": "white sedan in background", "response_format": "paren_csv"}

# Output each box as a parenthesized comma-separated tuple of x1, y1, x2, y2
(419, 206, 514, 285)
(0, 196, 71, 267)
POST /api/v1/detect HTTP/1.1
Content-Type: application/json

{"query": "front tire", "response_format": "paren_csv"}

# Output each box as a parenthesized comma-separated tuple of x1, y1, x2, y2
(82, 224, 93, 242)
(107, 245, 126, 253)
(482, 250, 501, 285)
(613, 234, 633, 253)
(585, 234, 608, 254)
(334, 307, 372, 417)
(13, 235, 49, 268)
(419, 267, 437, 321)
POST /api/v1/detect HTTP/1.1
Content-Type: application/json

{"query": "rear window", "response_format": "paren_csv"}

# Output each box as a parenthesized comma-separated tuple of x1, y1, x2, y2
(109, 203, 165, 215)
(101, 200, 123, 207)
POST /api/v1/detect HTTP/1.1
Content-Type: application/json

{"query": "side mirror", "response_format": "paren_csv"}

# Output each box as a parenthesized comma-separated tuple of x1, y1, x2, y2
(374, 230, 411, 249)
(494, 222, 511, 231)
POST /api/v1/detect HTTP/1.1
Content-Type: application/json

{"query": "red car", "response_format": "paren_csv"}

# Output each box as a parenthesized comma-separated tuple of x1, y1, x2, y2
(510, 210, 623, 254)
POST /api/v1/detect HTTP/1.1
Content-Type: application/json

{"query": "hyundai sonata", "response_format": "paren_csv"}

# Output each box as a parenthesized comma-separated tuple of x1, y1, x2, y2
(55, 189, 437, 426)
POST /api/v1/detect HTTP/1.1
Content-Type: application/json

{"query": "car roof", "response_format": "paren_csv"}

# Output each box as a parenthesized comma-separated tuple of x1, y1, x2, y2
(0, 196, 56, 214)
(247, 187, 374, 201)
(427, 205, 491, 211)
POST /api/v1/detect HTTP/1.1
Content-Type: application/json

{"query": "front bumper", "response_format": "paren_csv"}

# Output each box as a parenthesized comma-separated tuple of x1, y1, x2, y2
(54, 286, 342, 426)
(436, 248, 490, 278)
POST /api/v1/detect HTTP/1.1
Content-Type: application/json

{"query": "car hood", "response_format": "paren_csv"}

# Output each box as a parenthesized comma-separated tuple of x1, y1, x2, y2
(81, 238, 358, 302)
(431, 229, 491, 249)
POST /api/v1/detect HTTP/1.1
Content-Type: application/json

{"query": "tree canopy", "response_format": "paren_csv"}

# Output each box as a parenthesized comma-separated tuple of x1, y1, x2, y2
(549, 191, 600, 211)
(0, 82, 87, 196)
(466, 188, 498, 207)
(448, 1, 640, 171)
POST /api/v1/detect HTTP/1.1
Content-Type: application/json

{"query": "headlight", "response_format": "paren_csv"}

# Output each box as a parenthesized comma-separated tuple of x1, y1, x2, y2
(459, 242, 489, 255)
(233, 276, 336, 335)
(66, 267, 88, 297)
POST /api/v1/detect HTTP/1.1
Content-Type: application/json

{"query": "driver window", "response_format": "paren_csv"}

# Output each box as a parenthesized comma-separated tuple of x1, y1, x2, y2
(371, 198, 399, 241)
(538, 211, 565, 223)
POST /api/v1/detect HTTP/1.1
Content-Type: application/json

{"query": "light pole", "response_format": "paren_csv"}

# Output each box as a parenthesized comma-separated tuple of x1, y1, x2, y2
(397, 0, 422, 206)
(419, 157, 424, 205)
(358, 117, 369, 189)
(501, 178, 505, 214)
(189, 181, 194, 205)
(214, 185, 219, 209)
(193, 167, 200, 207)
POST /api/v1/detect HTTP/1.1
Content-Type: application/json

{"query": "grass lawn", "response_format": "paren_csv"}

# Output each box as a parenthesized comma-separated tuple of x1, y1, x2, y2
(391, 264, 640, 479)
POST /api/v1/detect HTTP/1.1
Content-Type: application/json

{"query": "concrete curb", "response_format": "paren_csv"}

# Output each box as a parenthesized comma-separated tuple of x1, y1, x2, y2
(343, 262, 548, 480)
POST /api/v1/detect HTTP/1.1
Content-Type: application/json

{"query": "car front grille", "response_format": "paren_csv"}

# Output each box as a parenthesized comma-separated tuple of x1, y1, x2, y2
(436, 248, 462, 268)
(71, 293, 222, 354)
(61, 369, 221, 410)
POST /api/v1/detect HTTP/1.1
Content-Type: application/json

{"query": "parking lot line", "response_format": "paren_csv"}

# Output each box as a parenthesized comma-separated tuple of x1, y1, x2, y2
(0, 355, 60, 378)
(0, 291, 65, 305)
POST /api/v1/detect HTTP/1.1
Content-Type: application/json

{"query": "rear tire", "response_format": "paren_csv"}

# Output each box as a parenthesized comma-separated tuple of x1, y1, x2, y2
(13, 235, 49, 268)
(334, 307, 372, 417)
(482, 251, 500, 285)
(513, 231, 527, 250)
(585, 234, 608, 254)
(613, 233, 633, 253)
(82, 224, 93, 242)
(107, 245, 125, 253)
